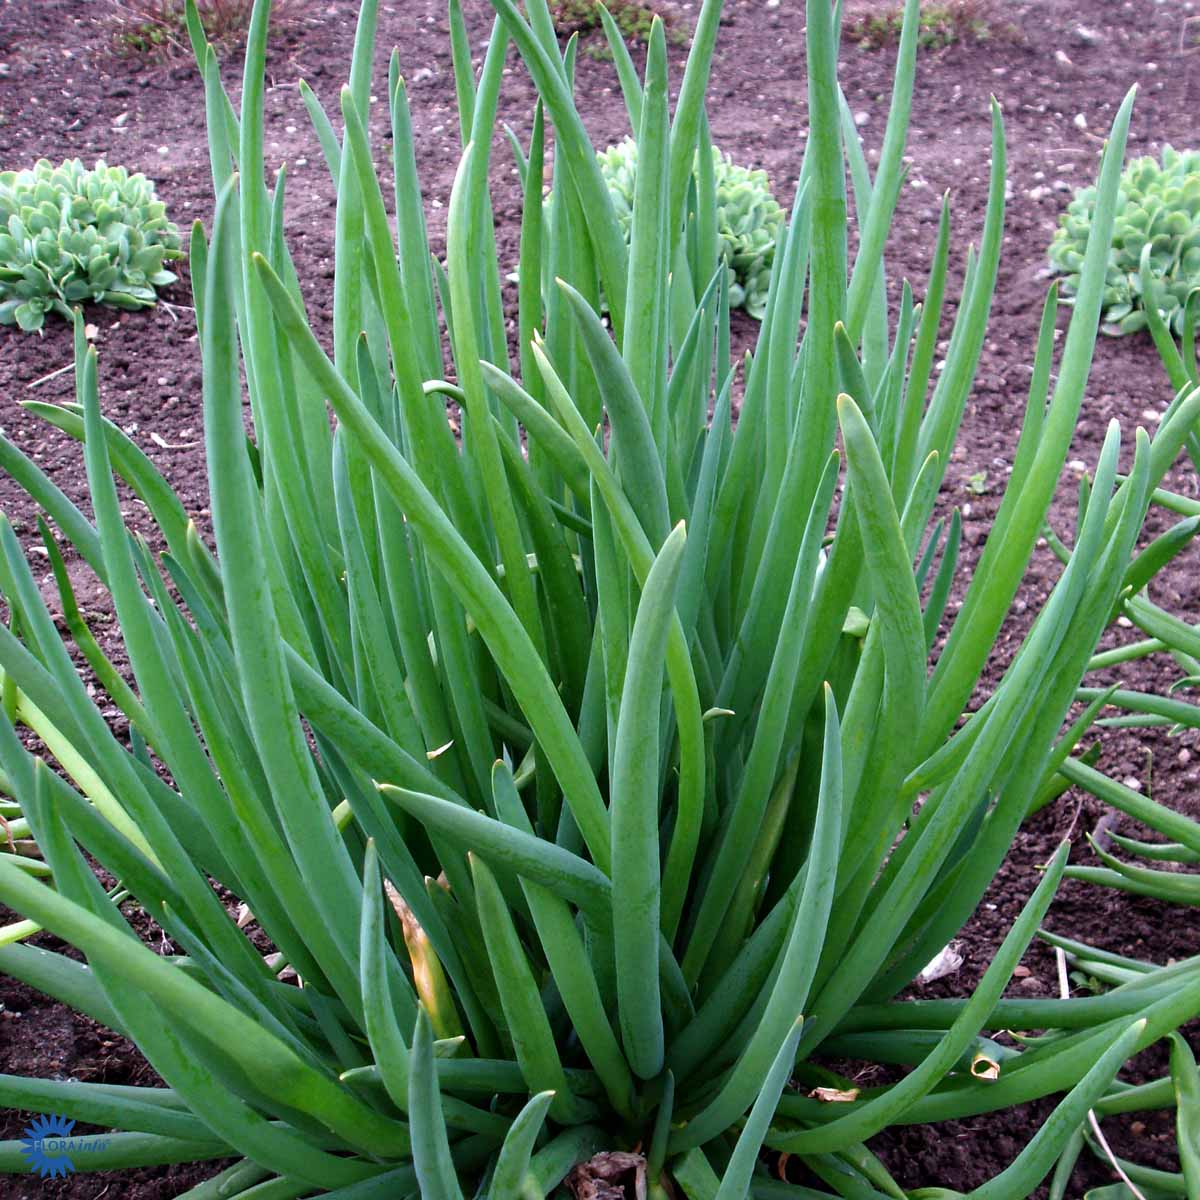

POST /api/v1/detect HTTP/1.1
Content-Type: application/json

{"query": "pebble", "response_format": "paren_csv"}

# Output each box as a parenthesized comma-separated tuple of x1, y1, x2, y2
(1073, 113, 1088, 131)
(1072, 24, 1102, 46)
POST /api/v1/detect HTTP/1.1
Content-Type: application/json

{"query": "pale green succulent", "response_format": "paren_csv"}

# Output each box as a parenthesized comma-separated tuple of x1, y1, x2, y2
(598, 136, 784, 319)
(1049, 144, 1200, 336)
(0, 158, 183, 332)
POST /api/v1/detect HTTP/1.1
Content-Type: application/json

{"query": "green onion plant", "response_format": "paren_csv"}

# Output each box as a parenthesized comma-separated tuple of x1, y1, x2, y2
(0, 0, 1193, 1195)
(1038, 266, 1200, 909)
(1024, 275, 1200, 1198)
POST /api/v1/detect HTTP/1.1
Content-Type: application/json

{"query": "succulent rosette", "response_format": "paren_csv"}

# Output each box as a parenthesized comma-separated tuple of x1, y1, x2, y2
(0, 158, 182, 332)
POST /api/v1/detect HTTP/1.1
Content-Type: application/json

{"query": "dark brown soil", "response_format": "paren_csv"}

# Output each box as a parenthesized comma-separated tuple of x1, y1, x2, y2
(1, 0, 1199, 1195)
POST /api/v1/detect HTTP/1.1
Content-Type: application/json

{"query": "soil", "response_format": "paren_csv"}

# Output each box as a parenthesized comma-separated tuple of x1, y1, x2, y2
(1, 0, 1199, 1196)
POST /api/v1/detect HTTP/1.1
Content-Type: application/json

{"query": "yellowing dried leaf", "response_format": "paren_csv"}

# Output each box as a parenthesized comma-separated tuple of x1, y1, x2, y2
(810, 1086, 860, 1103)
(971, 1054, 1001, 1081)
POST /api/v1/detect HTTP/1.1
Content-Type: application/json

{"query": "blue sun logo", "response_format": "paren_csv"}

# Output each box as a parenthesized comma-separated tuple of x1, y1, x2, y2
(20, 1113, 78, 1178)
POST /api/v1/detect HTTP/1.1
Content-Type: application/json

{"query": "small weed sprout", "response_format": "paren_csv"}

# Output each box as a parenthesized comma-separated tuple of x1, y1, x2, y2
(846, 0, 1002, 50)
(112, 0, 294, 56)
(550, 0, 690, 54)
